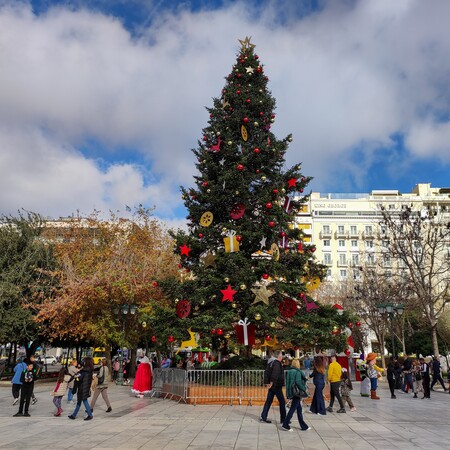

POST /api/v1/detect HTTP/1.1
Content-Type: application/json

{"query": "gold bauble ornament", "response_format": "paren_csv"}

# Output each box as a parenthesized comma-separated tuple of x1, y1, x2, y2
(228, 140, 233, 145)
(281, 188, 286, 194)
(255, 313, 261, 321)
(235, 191, 240, 195)
(175, 298, 179, 304)
(207, 189, 211, 193)
(225, 333, 231, 339)
(232, 303, 237, 309)
(224, 277, 230, 282)
(261, 176, 267, 181)
(240, 284, 247, 290)
(270, 322, 276, 328)
(222, 227, 228, 232)
(142, 321, 147, 328)
(216, 131, 221, 136)
(253, 122, 259, 126)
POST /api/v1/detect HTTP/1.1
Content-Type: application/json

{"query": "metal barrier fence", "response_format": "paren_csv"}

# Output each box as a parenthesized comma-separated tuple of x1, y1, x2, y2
(151, 368, 267, 405)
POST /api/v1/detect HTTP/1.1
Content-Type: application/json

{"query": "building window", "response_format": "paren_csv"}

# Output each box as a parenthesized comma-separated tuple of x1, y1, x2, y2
(323, 239, 331, 248)
(365, 225, 373, 235)
(338, 239, 346, 248)
(326, 269, 332, 280)
(340, 269, 347, 280)
(367, 254, 375, 265)
(350, 239, 358, 249)
(351, 254, 359, 266)
(323, 253, 332, 265)
(353, 269, 361, 281)
(350, 225, 357, 235)
(366, 240, 374, 250)
(338, 225, 345, 234)
(339, 254, 347, 265)
(323, 225, 331, 234)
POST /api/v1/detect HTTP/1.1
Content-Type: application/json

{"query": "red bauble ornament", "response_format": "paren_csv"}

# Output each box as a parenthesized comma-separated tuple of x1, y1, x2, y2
(211, 329, 217, 335)
(152, 281, 158, 287)
(168, 335, 174, 343)
(237, 73, 242, 78)
(259, 111, 264, 116)
(176, 299, 191, 319)
(253, 147, 260, 154)
(356, 321, 361, 327)
(198, 233, 204, 238)
(151, 335, 157, 343)
(246, 98, 251, 103)
(255, 54, 259, 59)
(230, 203, 245, 219)
(265, 202, 273, 209)
(243, 117, 249, 123)
(202, 181, 208, 187)
(265, 335, 271, 341)
(299, 292, 305, 299)
(236, 235, 242, 242)
(217, 328, 223, 336)
(262, 273, 269, 279)
(344, 349, 351, 356)
(237, 164, 244, 171)
(257, 66, 262, 72)
(273, 189, 278, 194)
(348, 322, 353, 329)
(280, 231, 286, 237)
(311, 246, 316, 253)
(268, 221, 275, 227)
(279, 298, 297, 318)
(255, 169, 260, 174)
(209, 113, 213, 118)
(236, 90, 241, 94)
(203, 135, 207, 141)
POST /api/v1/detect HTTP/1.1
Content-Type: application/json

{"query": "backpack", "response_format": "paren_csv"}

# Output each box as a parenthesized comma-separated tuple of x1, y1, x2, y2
(263, 360, 274, 384)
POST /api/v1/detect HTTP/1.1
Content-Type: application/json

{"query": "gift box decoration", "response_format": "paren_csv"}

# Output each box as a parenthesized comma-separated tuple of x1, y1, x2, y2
(223, 230, 240, 253)
(235, 318, 256, 346)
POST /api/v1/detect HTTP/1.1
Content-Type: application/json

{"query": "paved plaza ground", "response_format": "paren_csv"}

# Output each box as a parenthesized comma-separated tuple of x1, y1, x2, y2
(0, 380, 449, 449)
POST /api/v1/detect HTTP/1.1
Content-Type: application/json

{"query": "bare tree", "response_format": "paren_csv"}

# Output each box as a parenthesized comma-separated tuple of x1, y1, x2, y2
(379, 204, 450, 356)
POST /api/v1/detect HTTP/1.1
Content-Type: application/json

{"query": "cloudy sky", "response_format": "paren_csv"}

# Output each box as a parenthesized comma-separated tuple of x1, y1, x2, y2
(1, 0, 449, 226)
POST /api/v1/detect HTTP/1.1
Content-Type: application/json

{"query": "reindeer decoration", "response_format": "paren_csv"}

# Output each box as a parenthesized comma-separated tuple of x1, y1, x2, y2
(175, 328, 198, 354)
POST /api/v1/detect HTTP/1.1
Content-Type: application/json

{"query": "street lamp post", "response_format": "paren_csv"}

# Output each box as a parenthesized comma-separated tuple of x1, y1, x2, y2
(378, 303, 404, 357)
(114, 304, 137, 386)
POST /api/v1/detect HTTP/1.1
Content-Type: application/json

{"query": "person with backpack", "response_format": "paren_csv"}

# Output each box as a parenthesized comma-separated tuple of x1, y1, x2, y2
(280, 358, 310, 432)
(260, 351, 286, 425)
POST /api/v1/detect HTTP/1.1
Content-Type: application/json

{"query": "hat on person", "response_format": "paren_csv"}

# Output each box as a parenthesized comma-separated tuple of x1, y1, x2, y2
(366, 353, 377, 362)
(424, 356, 432, 363)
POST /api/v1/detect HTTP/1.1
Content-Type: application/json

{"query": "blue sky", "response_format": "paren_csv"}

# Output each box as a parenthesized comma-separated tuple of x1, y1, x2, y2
(1, 0, 449, 227)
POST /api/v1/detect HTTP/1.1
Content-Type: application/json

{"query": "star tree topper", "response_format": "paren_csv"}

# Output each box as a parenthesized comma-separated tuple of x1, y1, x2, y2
(239, 36, 256, 50)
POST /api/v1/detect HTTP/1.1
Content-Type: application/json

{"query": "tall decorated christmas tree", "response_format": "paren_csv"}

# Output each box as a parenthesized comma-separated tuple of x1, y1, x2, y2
(157, 37, 350, 356)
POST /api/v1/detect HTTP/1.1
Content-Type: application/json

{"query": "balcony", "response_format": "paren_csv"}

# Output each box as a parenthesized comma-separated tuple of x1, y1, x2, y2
(319, 230, 332, 239)
(349, 229, 360, 238)
(337, 260, 348, 267)
(362, 231, 375, 239)
(334, 231, 349, 239)
(322, 259, 333, 267)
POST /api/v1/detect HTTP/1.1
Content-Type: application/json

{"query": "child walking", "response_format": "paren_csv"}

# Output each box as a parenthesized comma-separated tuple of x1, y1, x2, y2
(52, 367, 71, 416)
(340, 368, 355, 412)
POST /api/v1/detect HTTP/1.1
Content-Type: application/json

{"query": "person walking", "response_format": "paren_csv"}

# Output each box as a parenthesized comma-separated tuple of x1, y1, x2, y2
(90, 358, 112, 413)
(68, 357, 94, 420)
(420, 357, 431, 399)
(131, 355, 152, 398)
(13, 359, 36, 417)
(340, 368, 355, 411)
(430, 356, 448, 391)
(260, 351, 286, 424)
(281, 358, 310, 432)
(303, 356, 311, 379)
(309, 356, 326, 415)
(52, 367, 71, 416)
(386, 357, 397, 399)
(11, 359, 27, 406)
(67, 359, 78, 404)
(327, 354, 346, 413)
(412, 358, 423, 399)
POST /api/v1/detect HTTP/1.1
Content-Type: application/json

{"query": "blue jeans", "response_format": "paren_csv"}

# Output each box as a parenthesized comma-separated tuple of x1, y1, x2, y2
(67, 388, 74, 402)
(309, 383, 326, 415)
(72, 399, 92, 417)
(261, 386, 286, 423)
(282, 397, 308, 430)
(370, 377, 378, 391)
(402, 373, 413, 392)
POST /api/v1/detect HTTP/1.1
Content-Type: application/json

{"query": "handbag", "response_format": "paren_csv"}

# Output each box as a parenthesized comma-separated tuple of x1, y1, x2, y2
(97, 367, 105, 385)
(291, 381, 309, 398)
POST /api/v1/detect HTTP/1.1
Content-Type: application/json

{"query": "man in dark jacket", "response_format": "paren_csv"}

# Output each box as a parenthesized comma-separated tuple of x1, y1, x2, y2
(430, 356, 448, 391)
(260, 351, 286, 424)
(401, 355, 413, 394)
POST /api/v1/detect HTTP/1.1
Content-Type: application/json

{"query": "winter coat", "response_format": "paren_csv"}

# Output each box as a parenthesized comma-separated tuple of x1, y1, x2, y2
(340, 378, 352, 397)
(285, 368, 307, 399)
(269, 359, 285, 388)
(97, 365, 109, 388)
(67, 365, 77, 389)
(12, 362, 27, 385)
(75, 367, 93, 401)
(52, 374, 71, 397)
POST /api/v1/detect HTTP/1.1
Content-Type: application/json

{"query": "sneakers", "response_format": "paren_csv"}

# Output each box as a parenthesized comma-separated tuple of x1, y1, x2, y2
(337, 408, 346, 413)
(84, 415, 93, 421)
(54, 408, 62, 417)
(68, 415, 76, 420)
(302, 426, 311, 432)
(23, 412, 30, 417)
(106, 407, 112, 413)
(259, 417, 272, 423)
(31, 397, 38, 405)
(12, 398, 19, 406)
(317, 413, 326, 416)
(13, 412, 23, 417)
(350, 407, 356, 412)
(280, 426, 292, 432)
(326, 406, 333, 413)
(391, 395, 397, 399)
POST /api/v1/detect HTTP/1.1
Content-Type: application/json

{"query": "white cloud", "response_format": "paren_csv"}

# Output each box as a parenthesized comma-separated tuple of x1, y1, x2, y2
(0, 0, 449, 222)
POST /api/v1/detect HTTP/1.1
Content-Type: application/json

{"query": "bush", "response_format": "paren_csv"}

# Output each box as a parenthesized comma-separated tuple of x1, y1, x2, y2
(213, 355, 266, 371)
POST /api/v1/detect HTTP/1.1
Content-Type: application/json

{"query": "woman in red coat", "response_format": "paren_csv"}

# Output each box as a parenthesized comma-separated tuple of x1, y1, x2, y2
(131, 356, 152, 398)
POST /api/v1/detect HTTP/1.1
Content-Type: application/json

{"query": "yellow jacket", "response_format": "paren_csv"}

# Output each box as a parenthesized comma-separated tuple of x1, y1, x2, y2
(328, 361, 342, 383)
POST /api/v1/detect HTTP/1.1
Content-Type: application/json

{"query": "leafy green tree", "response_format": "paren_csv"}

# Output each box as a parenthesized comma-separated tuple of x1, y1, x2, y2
(0, 211, 57, 357)
(158, 38, 348, 354)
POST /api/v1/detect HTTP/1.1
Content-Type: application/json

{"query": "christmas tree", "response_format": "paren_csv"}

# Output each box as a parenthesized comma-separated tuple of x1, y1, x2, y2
(157, 37, 348, 355)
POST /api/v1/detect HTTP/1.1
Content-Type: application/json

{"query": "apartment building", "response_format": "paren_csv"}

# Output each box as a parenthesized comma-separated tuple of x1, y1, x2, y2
(294, 183, 450, 282)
